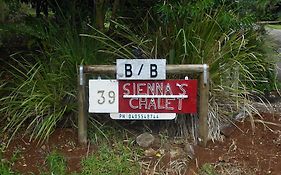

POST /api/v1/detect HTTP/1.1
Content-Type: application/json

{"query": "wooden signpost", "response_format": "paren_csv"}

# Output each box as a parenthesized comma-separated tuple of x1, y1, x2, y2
(78, 60, 209, 146)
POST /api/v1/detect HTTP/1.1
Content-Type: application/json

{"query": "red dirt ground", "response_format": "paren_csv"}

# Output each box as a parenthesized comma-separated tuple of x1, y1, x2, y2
(3, 128, 96, 174)
(2, 113, 281, 175)
(189, 113, 281, 175)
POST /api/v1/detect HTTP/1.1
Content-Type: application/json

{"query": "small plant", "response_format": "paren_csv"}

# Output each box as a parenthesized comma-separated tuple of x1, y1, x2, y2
(81, 142, 140, 175)
(10, 149, 21, 163)
(199, 163, 218, 175)
(0, 153, 19, 175)
(0, 161, 17, 175)
(46, 151, 67, 175)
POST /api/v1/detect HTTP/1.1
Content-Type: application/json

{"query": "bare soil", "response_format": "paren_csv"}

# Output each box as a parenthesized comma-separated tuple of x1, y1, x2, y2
(3, 128, 96, 174)
(3, 113, 281, 175)
(189, 113, 281, 175)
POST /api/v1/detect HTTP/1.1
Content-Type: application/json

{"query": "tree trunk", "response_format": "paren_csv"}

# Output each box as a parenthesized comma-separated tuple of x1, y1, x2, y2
(0, 1, 5, 23)
(111, 0, 119, 20)
(108, 0, 119, 32)
(95, 0, 105, 31)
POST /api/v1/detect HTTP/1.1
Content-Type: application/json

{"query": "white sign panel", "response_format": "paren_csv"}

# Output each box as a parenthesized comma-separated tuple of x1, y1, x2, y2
(116, 59, 166, 80)
(110, 113, 176, 120)
(89, 79, 118, 113)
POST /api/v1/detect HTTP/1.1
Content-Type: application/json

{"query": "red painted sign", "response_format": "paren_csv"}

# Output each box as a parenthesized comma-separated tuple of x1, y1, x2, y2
(119, 80, 197, 113)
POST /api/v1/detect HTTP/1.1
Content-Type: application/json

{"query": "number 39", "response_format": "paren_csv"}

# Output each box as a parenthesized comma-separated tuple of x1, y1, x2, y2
(97, 90, 116, 105)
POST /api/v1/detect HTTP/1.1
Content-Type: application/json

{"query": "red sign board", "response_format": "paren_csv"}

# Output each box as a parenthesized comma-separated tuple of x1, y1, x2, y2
(119, 80, 197, 113)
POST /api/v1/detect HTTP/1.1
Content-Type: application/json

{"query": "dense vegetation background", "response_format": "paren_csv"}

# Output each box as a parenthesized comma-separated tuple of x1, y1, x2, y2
(0, 0, 281, 145)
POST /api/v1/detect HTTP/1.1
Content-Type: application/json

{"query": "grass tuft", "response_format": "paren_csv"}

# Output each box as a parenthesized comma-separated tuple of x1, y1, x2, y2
(199, 163, 218, 175)
(0, 56, 76, 145)
(45, 151, 67, 175)
(81, 142, 140, 175)
(0, 152, 19, 175)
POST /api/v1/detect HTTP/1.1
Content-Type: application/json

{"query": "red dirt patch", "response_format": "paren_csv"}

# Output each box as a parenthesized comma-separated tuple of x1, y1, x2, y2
(189, 113, 281, 175)
(3, 128, 96, 174)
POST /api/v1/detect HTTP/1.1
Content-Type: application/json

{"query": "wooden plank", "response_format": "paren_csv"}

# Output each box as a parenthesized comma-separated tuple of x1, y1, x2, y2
(166, 64, 206, 73)
(84, 64, 206, 75)
(78, 66, 87, 144)
(198, 67, 209, 146)
(84, 65, 116, 75)
(256, 21, 281, 24)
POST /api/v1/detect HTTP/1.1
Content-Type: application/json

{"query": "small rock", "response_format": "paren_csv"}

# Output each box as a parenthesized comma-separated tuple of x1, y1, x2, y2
(184, 144, 195, 159)
(144, 148, 157, 157)
(136, 132, 155, 148)
(220, 123, 236, 137)
(169, 147, 184, 159)
(41, 145, 46, 150)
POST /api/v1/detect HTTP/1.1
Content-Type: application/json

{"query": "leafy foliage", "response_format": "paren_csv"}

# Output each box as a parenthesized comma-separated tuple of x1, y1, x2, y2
(234, 0, 281, 21)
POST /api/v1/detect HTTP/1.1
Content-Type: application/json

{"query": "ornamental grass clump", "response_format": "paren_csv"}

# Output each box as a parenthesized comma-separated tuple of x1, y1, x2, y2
(0, 57, 76, 144)
(82, 1, 276, 141)
(0, 14, 115, 144)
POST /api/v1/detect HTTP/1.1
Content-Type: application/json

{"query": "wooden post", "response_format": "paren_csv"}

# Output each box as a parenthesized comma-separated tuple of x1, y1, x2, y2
(78, 65, 87, 144)
(198, 64, 209, 146)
